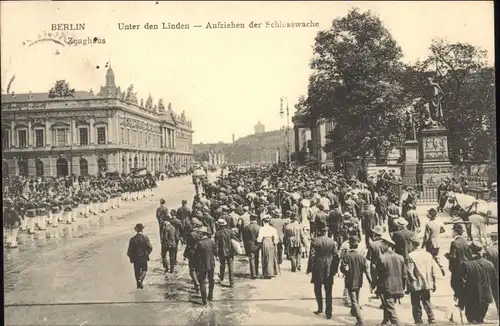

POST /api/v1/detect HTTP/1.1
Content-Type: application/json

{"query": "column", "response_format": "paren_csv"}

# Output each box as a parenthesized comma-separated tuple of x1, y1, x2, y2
(28, 120, 33, 146)
(172, 130, 176, 149)
(10, 121, 16, 147)
(107, 117, 114, 144)
(89, 117, 95, 144)
(72, 119, 77, 145)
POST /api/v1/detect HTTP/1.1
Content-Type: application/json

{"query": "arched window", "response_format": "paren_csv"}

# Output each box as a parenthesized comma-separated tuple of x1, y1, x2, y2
(57, 158, 69, 177)
(122, 156, 127, 173)
(35, 159, 44, 176)
(134, 156, 138, 169)
(79, 158, 88, 176)
(98, 157, 107, 172)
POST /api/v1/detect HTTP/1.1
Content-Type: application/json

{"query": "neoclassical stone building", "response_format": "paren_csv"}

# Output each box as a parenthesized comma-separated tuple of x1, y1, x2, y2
(1, 67, 194, 177)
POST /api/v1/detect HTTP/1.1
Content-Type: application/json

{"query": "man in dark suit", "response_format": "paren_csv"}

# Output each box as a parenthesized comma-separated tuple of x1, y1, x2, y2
(127, 223, 153, 289)
(361, 204, 379, 248)
(242, 213, 261, 279)
(161, 219, 179, 273)
(374, 234, 406, 326)
(156, 198, 169, 241)
(184, 218, 203, 291)
(214, 218, 238, 287)
(194, 226, 216, 306)
(307, 225, 339, 320)
(391, 218, 415, 261)
(177, 199, 192, 243)
(341, 235, 372, 326)
(458, 241, 499, 323)
(328, 203, 343, 247)
(446, 223, 472, 298)
(375, 191, 389, 224)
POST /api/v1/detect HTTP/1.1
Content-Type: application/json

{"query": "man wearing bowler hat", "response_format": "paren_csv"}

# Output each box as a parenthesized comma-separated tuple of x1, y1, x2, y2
(446, 223, 472, 298)
(127, 223, 153, 289)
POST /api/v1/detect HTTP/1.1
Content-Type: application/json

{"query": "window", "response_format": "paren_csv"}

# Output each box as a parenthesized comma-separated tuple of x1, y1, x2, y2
(18, 130, 27, 147)
(97, 127, 106, 144)
(121, 127, 125, 144)
(35, 129, 44, 147)
(79, 128, 88, 145)
(2, 129, 10, 148)
(56, 129, 67, 146)
(127, 129, 130, 144)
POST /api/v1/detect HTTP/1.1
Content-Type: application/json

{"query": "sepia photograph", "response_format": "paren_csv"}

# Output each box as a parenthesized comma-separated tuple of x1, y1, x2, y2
(1, 1, 497, 325)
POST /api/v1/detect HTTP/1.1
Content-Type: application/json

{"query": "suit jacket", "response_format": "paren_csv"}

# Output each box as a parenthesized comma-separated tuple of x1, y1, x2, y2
(184, 230, 201, 259)
(484, 242, 499, 275)
(308, 235, 339, 285)
(328, 208, 343, 230)
(169, 217, 183, 240)
(194, 237, 216, 272)
(366, 239, 388, 266)
(242, 222, 261, 254)
(422, 219, 443, 249)
(177, 205, 191, 221)
(214, 226, 237, 257)
(361, 209, 378, 232)
(407, 248, 435, 292)
(341, 249, 369, 290)
(345, 199, 359, 218)
(459, 258, 498, 308)
(376, 251, 407, 297)
(162, 223, 179, 248)
(127, 233, 153, 263)
(284, 220, 305, 249)
(448, 235, 472, 273)
(375, 195, 388, 216)
(392, 228, 414, 260)
(270, 217, 287, 243)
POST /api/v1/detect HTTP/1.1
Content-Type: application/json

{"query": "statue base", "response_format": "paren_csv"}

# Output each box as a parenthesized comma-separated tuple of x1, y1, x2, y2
(402, 140, 418, 183)
(417, 126, 453, 186)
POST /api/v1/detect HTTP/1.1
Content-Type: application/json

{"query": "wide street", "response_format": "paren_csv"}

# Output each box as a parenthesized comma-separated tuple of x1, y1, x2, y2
(4, 172, 499, 326)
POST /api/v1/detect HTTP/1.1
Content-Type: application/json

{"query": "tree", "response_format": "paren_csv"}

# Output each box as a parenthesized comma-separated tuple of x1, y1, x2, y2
(406, 39, 494, 163)
(306, 8, 406, 164)
(48, 80, 75, 98)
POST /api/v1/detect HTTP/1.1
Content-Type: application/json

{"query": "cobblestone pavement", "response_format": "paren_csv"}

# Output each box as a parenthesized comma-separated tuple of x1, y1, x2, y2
(4, 173, 499, 325)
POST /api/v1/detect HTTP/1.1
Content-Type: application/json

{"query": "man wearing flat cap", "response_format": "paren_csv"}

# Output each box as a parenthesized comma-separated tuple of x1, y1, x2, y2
(127, 223, 153, 289)
(421, 208, 446, 276)
(194, 226, 216, 306)
(214, 218, 239, 287)
(458, 241, 499, 323)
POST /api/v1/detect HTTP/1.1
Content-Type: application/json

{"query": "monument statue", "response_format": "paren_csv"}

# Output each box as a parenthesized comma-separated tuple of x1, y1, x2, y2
(404, 110, 416, 141)
(424, 75, 445, 127)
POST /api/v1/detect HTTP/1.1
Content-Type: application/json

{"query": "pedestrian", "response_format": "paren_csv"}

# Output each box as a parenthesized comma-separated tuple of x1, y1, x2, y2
(161, 219, 179, 273)
(327, 202, 343, 247)
(366, 225, 388, 307)
(391, 217, 414, 262)
(194, 226, 216, 306)
(256, 215, 279, 279)
(283, 211, 306, 272)
(458, 241, 499, 323)
(270, 209, 286, 265)
(214, 218, 238, 287)
(361, 203, 378, 248)
(126, 223, 153, 289)
(445, 223, 472, 299)
(421, 208, 446, 276)
(340, 235, 372, 326)
(242, 213, 261, 279)
(407, 234, 436, 325)
(373, 233, 406, 326)
(184, 218, 203, 291)
(405, 204, 420, 232)
(307, 225, 339, 320)
(156, 198, 169, 241)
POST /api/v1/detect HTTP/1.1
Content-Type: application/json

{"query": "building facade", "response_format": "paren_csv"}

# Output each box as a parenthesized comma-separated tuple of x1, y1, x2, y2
(231, 127, 294, 164)
(193, 142, 229, 165)
(1, 67, 194, 177)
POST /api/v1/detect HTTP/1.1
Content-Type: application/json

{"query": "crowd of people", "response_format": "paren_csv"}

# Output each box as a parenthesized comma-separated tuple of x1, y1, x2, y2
(126, 165, 498, 326)
(3, 173, 157, 248)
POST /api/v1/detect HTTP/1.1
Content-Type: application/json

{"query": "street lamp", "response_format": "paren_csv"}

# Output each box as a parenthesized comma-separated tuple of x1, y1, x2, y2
(280, 97, 290, 164)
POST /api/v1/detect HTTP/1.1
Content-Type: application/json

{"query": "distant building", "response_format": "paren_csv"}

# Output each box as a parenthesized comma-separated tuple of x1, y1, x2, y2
(193, 142, 230, 165)
(232, 128, 294, 164)
(1, 66, 194, 177)
(254, 121, 265, 134)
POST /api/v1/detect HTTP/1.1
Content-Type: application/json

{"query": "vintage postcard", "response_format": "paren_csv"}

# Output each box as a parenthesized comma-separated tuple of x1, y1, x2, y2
(2, 1, 496, 326)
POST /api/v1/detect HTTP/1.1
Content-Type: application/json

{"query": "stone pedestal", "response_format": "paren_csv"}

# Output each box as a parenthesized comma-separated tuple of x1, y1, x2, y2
(416, 126, 453, 185)
(402, 140, 418, 182)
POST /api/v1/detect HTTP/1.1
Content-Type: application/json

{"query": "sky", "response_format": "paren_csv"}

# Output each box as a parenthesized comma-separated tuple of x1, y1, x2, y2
(0, 1, 494, 143)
